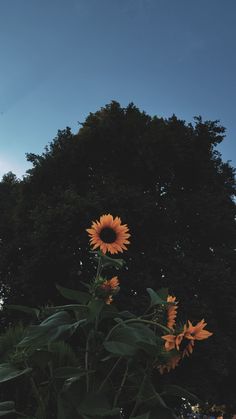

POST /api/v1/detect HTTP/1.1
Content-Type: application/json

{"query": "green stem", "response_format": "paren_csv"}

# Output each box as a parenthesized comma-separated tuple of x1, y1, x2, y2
(105, 318, 170, 341)
(98, 357, 121, 392)
(96, 255, 102, 279)
(85, 335, 90, 392)
(113, 361, 129, 407)
(24, 360, 46, 419)
(129, 369, 148, 417)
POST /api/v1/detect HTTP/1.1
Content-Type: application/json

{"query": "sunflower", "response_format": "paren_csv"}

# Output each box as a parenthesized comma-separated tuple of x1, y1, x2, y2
(100, 276, 119, 292)
(86, 214, 130, 254)
(184, 319, 213, 341)
(166, 295, 178, 330)
(162, 332, 184, 351)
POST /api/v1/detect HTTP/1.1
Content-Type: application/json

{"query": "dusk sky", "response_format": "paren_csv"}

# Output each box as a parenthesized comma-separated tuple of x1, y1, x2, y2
(0, 0, 236, 178)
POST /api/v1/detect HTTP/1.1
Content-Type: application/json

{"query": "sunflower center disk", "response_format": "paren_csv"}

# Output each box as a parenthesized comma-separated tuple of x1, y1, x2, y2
(100, 227, 117, 243)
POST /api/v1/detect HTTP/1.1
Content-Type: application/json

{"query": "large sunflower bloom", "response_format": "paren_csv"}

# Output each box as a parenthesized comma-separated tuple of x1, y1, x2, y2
(184, 319, 213, 341)
(167, 295, 178, 330)
(86, 214, 130, 254)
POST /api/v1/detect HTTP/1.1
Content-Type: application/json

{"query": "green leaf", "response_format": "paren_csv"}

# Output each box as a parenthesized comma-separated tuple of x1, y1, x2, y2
(44, 304, 88, 317)
(0, 363, 31, 384)
(86, 299, 104, 323)
(161, 384, 200, 404)
(119, 310, 136, 319)
(56, 284, 90, 304)
(104, 341, 137, 356)
(100, 253, 124, 269)
(107, 323, 158, 356)
(0, 401, 16, 417)
(146, 288, 168, 307)
(156, 288, 169, 301)
(5, 304, 40, 319)
(92, 250, 125, 269)
(18, 311, 85, 347)
(77, 392, 120, 416)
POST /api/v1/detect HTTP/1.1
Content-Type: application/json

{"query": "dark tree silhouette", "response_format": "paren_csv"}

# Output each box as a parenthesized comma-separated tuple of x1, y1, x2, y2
(0, 102, 236, 405)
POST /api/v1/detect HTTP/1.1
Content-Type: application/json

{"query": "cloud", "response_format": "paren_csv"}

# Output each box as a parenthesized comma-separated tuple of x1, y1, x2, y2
(0, 156, 29, 180)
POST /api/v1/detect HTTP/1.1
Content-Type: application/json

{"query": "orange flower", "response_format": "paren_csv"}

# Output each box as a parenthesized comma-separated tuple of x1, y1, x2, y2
(86, 214, 130, 254)
(158, 355, 181, 374)
(167, 295, 178, 329)
(184, 319, 213, 341)
(100, 276, 119, 292)
(162, 332, 184, 351)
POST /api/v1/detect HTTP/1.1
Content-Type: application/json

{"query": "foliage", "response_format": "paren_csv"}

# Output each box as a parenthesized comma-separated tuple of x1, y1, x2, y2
(0, 102, 236, 405)
(0, 229, 211, 418)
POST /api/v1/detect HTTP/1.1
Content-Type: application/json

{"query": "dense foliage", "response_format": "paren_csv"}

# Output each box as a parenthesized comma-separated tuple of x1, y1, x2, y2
(0, 102, 235, 407)
(0, 227, 211, 418)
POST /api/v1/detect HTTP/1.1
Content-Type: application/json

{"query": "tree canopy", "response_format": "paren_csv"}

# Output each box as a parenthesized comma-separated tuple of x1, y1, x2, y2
(0, 101, 236, 406)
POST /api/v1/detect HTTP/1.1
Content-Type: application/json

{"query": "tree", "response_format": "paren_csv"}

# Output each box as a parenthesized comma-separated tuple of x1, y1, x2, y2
(0, 102, 235, 405)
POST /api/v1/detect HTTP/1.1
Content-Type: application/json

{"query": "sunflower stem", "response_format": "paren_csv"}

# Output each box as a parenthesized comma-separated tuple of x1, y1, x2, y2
(113, 361, 129, 407)
(85, 335, 90, 392)
(95, 255, 102, 279)
(98, 357, 121, 392)
(129, 367, 149, 417)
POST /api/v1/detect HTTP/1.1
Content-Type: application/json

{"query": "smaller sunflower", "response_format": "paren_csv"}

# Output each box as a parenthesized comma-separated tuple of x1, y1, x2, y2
(184, 319, 213, 341)
(166, 295, 178, 330)
(86, 214, 130, 254)
(100, 276, 119, 292)
(162, 332, 184, 351)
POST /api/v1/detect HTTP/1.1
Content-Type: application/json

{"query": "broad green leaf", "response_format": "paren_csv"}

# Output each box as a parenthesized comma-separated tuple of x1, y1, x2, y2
(44, 304, 88, 318)
(0, 363, 31, 384)
(161, 384, 200, 403)
(77, 392, 120, 416)
(0, 401, 16, 417)
(119, 310, 136, 319)
(5, 304, 40, 319)
(108, 323, 158, 356)
(156, 287, 169, 301)
(146, 288, 168, 307)
(91, 250, 125, 269)
(18, 311, 85, 347)
(56, 284, 90, 304)
(100, 253, 124, 269)
(104, 341, 137, 356)
(86, 299, 104, 323)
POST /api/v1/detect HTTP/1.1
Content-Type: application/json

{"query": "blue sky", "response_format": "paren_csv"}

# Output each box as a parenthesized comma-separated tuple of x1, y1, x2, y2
(0, 0, 235, 178)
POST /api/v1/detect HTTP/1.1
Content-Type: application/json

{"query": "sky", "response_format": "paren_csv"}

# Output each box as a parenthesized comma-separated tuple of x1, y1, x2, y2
(0, 0, 236, 178)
